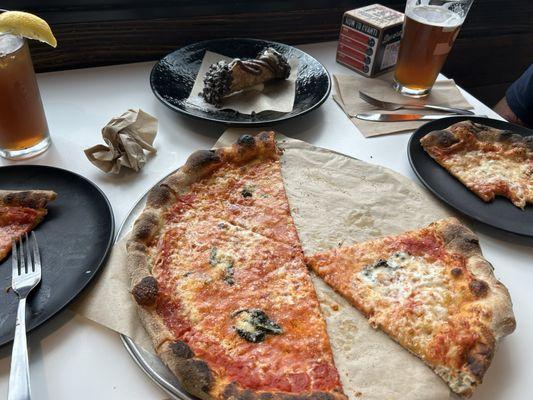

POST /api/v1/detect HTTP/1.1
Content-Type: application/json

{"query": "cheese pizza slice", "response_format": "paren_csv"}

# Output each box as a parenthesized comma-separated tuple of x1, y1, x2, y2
(306, 218, 515, 398)
(0, 190, 57, 262)
(158, 133, 301, 248)
(420, 120, 533, 209)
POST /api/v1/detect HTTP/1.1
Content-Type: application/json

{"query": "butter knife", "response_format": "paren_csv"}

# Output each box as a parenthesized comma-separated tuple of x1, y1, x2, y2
(355, 113, 476, 122)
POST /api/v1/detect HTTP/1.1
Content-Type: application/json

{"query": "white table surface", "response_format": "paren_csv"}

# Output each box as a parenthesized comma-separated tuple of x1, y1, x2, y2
(0, 41, 531, 400)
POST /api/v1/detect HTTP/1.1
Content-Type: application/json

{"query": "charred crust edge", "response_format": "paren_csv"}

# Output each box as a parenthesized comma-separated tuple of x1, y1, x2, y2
(226, 131, 278, 161)
(420, 129, 460, 149)
(184, 150, 222, 173)
(222, 382, 346, 400)
(165, 354, 214, 398)
(0, 190, 57, 209)
(132, 276, 159, 306)
(170, 340, 195, 359)
(469, 279, 489, 297)
(257, 131, 275, 144)
(146, 185, 175, 208)
(131, 211, 161, 244)
(237, 134, 256, 148)
(454, 120, 533, 150)
(439, 219, 480, 257)
(158, 340, 214, 399)
(466, 343, 494, 379)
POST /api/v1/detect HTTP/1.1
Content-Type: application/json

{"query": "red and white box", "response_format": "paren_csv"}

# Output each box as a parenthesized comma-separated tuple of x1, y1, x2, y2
(336, 4, 404, 78)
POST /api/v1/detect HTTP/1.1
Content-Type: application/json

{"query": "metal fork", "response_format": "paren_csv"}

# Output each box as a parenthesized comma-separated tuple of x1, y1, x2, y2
(358, 90, 475, 115)
(8, 232, 41, 400)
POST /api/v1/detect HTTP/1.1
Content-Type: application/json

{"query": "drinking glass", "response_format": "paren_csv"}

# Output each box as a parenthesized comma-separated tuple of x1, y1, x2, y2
(0, 31, 51, 159)
(393, 0, 474, 97)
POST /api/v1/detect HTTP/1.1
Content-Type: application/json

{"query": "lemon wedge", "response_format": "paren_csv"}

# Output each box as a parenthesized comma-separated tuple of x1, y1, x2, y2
(0, 11, 57, 47)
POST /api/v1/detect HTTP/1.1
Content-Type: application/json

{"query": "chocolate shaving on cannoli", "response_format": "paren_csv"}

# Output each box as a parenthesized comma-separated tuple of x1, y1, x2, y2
(201, 48, 291, 106)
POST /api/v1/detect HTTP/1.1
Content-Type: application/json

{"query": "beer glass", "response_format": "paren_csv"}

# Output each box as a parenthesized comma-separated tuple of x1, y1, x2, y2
(393, 0, 474, 97)
(0, 32, 51, 159)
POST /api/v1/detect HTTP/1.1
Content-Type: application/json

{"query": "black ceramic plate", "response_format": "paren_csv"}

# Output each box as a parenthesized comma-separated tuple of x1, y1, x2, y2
(408, 116, 533, 237)
(150, 38, 331, 126)
(0, 165, 114, 346)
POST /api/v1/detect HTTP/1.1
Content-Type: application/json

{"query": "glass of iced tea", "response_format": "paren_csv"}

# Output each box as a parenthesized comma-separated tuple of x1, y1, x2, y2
(393, 0, 474, 97)
(0, 32, 51, 159)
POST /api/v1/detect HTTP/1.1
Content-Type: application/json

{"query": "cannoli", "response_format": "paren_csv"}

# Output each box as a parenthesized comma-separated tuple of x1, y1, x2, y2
(201, 48, 291, 106)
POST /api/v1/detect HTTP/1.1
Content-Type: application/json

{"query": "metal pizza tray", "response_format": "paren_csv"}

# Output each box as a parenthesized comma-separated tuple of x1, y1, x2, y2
(117, 175, 195, 400)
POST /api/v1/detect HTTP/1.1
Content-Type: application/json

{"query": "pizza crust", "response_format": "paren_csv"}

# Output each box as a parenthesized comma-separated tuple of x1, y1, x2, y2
(421, 120, 533, 151)
(436, 218, 516, 395)
(438, 218, 516, 339)
(0, 190, 57, 209)
(158, 340, 215, 400)
(220, 382, 346, 400)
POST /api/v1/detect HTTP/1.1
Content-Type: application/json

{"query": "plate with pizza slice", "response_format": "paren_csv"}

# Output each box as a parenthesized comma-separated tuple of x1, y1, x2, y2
(0, 165, 114, 346)
(408, 116, 533, 237)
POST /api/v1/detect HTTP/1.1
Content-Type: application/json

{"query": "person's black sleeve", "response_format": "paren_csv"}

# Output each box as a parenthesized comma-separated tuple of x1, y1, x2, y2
(506, 64, 533, 126)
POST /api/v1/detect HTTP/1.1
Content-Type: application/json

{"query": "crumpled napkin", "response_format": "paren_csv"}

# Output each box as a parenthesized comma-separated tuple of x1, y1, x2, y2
(84, 109, 158, 174)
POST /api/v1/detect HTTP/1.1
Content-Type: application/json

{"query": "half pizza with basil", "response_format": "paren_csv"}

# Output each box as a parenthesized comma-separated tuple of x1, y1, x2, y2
(127, 132, 346, 400)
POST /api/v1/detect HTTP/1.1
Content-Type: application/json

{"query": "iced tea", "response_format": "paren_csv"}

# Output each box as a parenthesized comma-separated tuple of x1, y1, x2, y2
(0, 33, 50, 159)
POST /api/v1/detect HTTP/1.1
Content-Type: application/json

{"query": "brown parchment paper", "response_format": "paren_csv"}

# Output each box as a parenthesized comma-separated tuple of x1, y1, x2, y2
(71, 129, 454, 400)
(333, 72, 473, 137)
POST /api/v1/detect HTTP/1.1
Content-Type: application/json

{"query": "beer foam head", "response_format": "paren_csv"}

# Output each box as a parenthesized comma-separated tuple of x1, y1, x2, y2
(407, 5, 463, 27)
(0, 33, 23, 57)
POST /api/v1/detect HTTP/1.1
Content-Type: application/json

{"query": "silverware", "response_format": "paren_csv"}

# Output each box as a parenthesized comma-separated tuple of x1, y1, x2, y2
(355, 113, 471, 122)
(8, 232, 41, 400)
(359, 90, 475, 115)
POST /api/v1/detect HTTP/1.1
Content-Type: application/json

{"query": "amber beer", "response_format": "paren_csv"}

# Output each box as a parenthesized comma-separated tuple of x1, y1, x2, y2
(393, 0, 473, 97)
(0, 33, 51, 159)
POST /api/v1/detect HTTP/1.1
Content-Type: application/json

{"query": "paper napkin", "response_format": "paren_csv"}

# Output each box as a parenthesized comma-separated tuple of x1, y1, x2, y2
(333, 72, 473, 137)
(84, 109, 158, 174)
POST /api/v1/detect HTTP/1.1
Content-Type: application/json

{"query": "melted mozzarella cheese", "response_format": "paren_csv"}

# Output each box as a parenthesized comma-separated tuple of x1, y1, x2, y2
(360, 252, 452, 347)
(445, 151, 533, 201)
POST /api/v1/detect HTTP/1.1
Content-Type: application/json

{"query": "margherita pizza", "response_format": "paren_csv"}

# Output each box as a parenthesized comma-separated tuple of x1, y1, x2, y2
(127, 133, 346, 400)
(306, 218, 516, 398)
(420, 120, 533, 208)
(0, 190, 57, 262)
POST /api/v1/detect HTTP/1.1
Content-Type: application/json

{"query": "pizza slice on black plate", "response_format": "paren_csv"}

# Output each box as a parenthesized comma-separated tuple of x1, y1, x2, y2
(0, 190, 57, 262)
